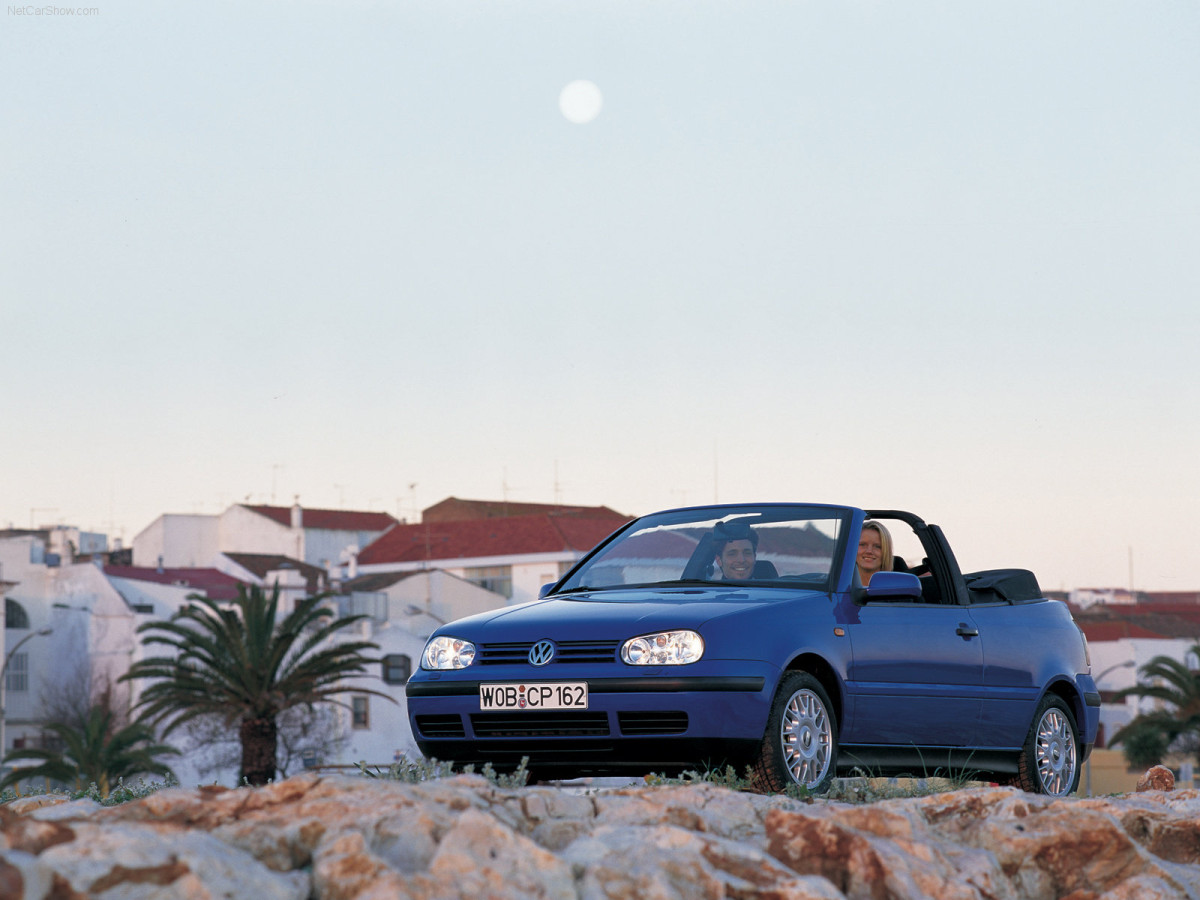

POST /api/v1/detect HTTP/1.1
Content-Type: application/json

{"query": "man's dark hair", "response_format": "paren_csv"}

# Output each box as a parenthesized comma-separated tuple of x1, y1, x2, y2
(712, 521, 759, 553)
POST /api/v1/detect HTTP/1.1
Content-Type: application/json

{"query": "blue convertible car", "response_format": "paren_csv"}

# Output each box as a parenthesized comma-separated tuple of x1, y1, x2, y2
(406, 503, 1099, 795)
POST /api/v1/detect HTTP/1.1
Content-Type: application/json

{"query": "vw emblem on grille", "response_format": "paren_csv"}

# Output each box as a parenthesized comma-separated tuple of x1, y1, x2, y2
(529, 640, 555, 666)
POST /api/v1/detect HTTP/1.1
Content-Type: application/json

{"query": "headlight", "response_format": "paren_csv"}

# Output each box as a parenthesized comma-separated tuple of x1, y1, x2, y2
(422, 636, 477, 670)
(621, 630, 704, 665)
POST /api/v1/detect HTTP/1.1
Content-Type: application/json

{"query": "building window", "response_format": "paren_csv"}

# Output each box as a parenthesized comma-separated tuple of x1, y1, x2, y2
(382, 654, 411, 685)
(463, 565, 513, 599)
(5, 599, 29, 629)
(5, 653, 28, 693)
(351, 695, 370, 729)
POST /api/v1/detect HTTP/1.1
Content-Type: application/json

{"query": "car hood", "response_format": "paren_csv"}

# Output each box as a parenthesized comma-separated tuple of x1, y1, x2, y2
(432, 586, 813, 640)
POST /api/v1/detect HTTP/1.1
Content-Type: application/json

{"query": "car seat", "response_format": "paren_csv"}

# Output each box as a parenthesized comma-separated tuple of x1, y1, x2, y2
(751, 560, 779, 579)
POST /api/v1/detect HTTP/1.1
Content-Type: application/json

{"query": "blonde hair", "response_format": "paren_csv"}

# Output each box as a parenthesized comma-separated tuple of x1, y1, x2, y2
(860, 520, 894, 572)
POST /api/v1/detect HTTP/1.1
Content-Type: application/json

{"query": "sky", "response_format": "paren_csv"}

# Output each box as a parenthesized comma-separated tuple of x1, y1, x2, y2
(3, 1, 1198, 592)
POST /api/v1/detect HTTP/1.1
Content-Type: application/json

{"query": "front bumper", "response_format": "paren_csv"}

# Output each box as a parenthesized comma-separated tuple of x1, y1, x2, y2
(405, 667, 775, 776)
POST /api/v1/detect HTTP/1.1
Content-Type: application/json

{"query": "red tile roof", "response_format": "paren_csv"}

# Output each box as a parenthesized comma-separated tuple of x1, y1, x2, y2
(1074, 600, 1200, 641)
(358, 513, 631, 566)
(1078, 621, 1168, 642)
(421, 497, 628, 522)
(104, 566, 246, 601)
(242, 505, 399, 532)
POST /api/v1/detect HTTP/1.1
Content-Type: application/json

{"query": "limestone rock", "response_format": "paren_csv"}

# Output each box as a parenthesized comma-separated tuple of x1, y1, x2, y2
(3, 774, 1200, 899)
(1137, 765, 1176, 792)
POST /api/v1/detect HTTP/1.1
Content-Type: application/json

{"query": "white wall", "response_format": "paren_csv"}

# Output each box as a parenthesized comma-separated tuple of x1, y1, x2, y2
(132, 515, 220, 568)
(107, 576, 198, 622)
(359, 551, 578, 607)
(306, 529, 380, 572)
(322, 571, 510, 770)
(332, 621, 428, 768)
(2, 562, 136, 756)
(218, 506, 300, 561)
(0, 534, 47, 583)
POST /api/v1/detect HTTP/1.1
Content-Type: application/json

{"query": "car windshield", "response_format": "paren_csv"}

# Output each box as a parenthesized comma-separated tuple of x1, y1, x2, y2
(556, 504, 848, 593)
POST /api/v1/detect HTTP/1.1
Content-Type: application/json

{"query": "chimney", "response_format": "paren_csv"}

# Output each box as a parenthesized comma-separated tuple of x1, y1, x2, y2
(291, 499, 303, 530)
(341, 544, 360, 581)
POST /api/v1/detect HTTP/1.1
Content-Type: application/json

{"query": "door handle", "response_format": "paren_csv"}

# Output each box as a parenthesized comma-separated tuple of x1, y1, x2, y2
(956, 623, 979, 637)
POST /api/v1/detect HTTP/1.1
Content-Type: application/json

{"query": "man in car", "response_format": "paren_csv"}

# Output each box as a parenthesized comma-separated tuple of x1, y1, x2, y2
(712, 521, 759, 581)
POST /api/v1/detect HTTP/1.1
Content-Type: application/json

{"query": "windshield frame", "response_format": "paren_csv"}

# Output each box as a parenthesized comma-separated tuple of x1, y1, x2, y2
(552, 502, 854, 595)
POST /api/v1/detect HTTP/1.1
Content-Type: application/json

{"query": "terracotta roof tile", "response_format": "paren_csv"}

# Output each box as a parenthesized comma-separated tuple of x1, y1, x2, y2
(242, 505, 399, 532)
(422, 497, 627, 522)
(104, 566, 245, 601)
(1075, 602, 1200, 641)
(358, 513, 631, 566)
(1079, 621, 1166, 641)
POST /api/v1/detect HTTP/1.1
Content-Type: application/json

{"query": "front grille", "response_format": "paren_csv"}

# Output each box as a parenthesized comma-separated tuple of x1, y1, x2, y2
(415, 714, 466, 738)
(477, 640, 620, 666)
(618, 711, 689, 735)
(470, 711, 610, 737)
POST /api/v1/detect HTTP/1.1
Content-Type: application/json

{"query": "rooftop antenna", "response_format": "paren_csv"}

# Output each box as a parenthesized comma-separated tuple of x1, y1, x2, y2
(501, 470, 525, 516)
(553, 460, 563, 506)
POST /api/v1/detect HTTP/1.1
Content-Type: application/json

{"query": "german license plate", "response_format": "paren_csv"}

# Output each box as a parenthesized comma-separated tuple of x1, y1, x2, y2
(479, 682, 588, 711)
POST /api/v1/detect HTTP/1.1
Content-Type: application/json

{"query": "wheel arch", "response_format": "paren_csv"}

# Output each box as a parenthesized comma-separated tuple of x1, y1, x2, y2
(1042, 677, 1085, 731)
(783, 652, 844, 731)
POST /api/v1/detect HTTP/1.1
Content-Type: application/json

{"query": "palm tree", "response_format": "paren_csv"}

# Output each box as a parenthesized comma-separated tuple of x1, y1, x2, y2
(0, 705, 178, 798)
(1112, 645, 1200, 768)
(121, 584, 389, 785)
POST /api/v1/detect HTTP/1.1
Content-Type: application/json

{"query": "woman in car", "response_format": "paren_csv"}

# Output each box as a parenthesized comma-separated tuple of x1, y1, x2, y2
(857, 520, 894, 585)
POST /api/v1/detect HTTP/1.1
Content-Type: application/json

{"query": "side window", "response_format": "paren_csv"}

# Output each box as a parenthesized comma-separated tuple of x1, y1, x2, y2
(5, 653, 29, 692)
(5, 598, 30, 629)
(381, 654, 411, 685)
(463, 565, 513, 599)
(351, 696, 370, 729)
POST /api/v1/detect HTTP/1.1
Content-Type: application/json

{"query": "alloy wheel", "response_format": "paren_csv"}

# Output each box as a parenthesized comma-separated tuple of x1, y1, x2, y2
(781, 688, 832, 789)
(1035, 707, 1077, 796)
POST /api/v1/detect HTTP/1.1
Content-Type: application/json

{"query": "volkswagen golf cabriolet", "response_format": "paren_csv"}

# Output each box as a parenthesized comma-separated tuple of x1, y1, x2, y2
(406, 503, 1099, 795)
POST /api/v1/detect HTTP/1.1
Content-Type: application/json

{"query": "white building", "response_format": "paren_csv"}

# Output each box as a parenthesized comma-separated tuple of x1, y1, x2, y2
(1075, 599, 1200, 753)
(1, 531, 246, 783)
(353, 499, 631, 607)
(132, 503, 398, 571)
(329, 569, 509, 768)
(3, 498, 631, 786)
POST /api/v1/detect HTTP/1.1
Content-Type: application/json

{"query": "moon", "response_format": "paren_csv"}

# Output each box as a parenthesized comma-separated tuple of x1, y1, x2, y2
(559, 80, 604, 124)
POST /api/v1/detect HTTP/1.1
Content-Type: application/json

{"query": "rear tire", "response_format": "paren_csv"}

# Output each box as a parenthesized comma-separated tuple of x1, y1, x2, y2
(751, 672, 838, 794)
(1014, 694, 1080, 796)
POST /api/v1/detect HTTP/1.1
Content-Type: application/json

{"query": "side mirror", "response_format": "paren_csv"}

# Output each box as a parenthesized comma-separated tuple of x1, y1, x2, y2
(865, 571, 922, 600)
(538, 583, 556, 599)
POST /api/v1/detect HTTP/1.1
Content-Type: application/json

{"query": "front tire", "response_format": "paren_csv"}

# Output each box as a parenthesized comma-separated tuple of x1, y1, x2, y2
(751, 672, 838, 794)
(1015, 694, 1080, 796)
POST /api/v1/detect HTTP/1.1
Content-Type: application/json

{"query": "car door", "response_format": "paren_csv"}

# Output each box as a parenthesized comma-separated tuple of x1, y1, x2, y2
(966, 599, 1062, 748)
(841, 598, 984, 747)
